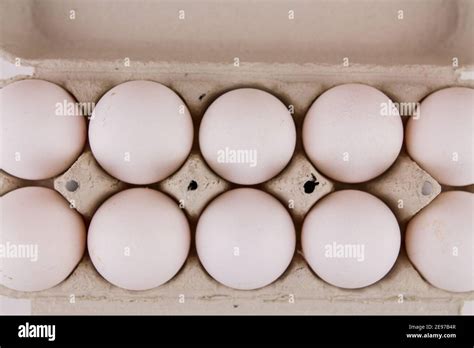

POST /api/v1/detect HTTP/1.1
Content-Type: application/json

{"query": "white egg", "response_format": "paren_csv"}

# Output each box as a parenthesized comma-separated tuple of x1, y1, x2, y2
(0, 79, 87, 180)
(196, 188, 295, 290)
(406, 191, 473, 292)
(0, 187, 86, 291)
(88, 188, 190, 291)
(199, 88, 296, 185)
(89, 80, 194, 185)
(303, 84, 403, 183)
(302, 190, 400, 289)
(406, 87, 474, 186)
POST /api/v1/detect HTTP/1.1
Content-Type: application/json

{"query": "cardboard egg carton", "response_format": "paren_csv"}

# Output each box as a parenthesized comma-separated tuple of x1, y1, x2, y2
(1, 0, 473, 314)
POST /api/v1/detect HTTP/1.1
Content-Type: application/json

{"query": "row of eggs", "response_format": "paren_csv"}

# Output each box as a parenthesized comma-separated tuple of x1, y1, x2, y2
(1, 185, 472, 293)
(1, 79, 473, 186)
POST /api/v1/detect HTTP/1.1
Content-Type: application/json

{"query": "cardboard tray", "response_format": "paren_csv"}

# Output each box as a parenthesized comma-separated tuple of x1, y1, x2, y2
(1, 0, 473, 314)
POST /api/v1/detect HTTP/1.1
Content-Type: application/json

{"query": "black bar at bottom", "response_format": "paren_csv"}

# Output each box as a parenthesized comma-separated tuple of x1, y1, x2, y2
(0, 315, 472, 346)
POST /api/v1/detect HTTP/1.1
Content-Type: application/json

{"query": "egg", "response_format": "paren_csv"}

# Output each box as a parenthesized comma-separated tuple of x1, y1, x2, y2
(406, 191, 473, 292)
(199, 88, 296, 185)
(406, 87, 474, 186)
(0, 79, 87, 180)
(303, 84, 403, 183)
(0, 187, 86, 291)
(302, 190, 400, 289)
(196, 188, 295, 290)
(89, 80, 194, 185)
(87, 188, 190, 290)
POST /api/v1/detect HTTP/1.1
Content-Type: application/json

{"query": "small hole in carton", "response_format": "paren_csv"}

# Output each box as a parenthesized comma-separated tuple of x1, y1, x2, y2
(304, 174, 319, 194)
(66, 180, 79, 192)
(421, 181, 432, 196)
(187, 180, 198, 191)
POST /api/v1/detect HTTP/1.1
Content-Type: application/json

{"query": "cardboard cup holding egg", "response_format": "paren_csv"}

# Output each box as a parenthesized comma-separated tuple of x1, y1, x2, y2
(89, 80, 194, 185)
(87, 188, 191, 291)
(302, 83, 404, 184)
(406, 87, 474, 187)
(0, 187, 86, 292)
(196, 188, 296, 290)
(0, 79, 87, 180)
(199, 88, 296, 185)
(302, 190, 401, 289)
